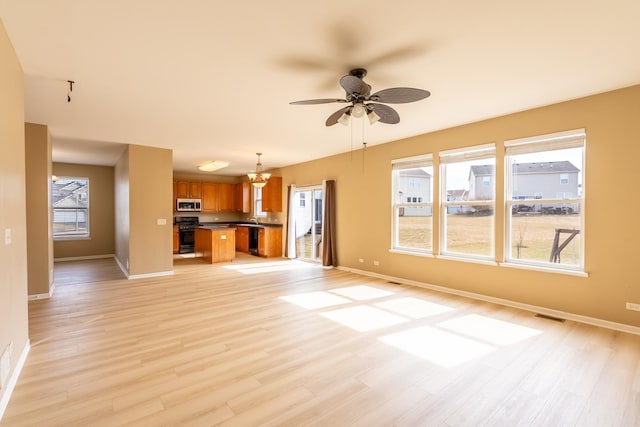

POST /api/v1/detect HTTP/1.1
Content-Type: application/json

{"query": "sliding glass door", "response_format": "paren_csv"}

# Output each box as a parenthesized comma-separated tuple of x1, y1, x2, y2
(294, 187, 323, 261)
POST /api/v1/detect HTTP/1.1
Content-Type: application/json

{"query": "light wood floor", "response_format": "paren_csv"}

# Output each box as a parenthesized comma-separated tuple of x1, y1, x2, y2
(3, 255, 640, 426)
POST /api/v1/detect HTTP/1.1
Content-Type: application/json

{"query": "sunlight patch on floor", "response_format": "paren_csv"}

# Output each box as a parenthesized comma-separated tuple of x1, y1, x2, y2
(329, 285, 395, 301)
(224, 260, 317, 274)
(321, 306, 409, 332)
(437, 314, 543, 346)
(379, 326, 496, 368)
(374, 297, 455, 319)
(279, 291, 351, 309)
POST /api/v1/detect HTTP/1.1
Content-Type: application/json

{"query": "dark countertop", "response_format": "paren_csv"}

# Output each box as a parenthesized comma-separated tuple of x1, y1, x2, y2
(199, 221, 283, 229)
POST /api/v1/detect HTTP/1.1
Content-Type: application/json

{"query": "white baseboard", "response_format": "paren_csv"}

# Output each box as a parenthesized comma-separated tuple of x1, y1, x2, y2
(28, 282, 56, 301)
(54, 254, 115, 262)
(338, 266, 640, 336)
(127, 270, 174, 280)
(0, 340, 30, 422)
(114, 256, 174, 280)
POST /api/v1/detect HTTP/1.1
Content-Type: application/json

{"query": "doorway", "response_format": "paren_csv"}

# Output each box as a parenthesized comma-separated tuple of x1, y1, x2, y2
(294, 187, 323, 262)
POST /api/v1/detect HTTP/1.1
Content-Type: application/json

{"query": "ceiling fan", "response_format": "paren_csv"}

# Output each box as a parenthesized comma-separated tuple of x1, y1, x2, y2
(290, 68, 430, 126)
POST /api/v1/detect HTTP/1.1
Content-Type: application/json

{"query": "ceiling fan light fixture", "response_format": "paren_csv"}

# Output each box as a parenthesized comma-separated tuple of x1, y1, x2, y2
(338, 111, 351, 126)
(248, 153, 271, 188)
(351, 102, 365, 118)
(367, 109, 380, 124)
(198, 160, 229, 172)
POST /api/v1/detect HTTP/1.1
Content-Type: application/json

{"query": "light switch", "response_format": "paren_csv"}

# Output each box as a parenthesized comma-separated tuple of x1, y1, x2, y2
(4, 228, 11, 245)
(157, 218, 167, 225)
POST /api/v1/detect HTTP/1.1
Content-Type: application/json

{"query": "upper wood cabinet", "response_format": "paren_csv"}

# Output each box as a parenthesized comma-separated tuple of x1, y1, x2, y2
(201, 182, 235, 213)
(176, 180, 201, 199)
(218, 183, 235, 212)
(234, 182, 251, 213)
(262, 176, 282, 212)
(201, 182, 219, 212)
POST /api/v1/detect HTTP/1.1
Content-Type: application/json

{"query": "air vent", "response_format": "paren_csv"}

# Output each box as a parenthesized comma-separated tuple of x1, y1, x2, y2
(535, 313, 566, 322)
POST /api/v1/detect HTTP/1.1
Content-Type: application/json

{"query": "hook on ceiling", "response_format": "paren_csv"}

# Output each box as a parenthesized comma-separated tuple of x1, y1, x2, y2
(67, 80, 74, 103)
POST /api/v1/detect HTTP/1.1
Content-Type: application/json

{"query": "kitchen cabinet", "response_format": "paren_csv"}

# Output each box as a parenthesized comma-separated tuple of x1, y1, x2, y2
(201, 182, 235, 213)
(218, 183, 235, 212)
(262, 176, 282, 212)
(195, 227, 236, 263)
(201, 182, 219, 213)
(176, 180, 201, 199)
(234, 182, 251, 213)
(235, 225, 249, 252)
(173, 225, 179, 254)
(258, 227, 282, 258)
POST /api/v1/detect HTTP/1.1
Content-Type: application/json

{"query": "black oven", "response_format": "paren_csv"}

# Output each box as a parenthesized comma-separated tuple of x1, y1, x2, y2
(175, 216, 200, 254)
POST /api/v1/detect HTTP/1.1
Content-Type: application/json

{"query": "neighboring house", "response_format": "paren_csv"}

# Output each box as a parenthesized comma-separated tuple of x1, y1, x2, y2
(446, 189, 468, 214)
(469, 161, 580, 212)
(468, 165, 495, 201)
(52, 179, 88, 234)
(397, 169, 432, 216)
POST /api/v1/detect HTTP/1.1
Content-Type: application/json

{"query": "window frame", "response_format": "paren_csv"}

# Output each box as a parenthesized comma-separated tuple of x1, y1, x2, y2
(503, 128, 585, 272)
(391, 154, 434, 255)
(52, 176, 90, 240)
(439, 143, 496, 261)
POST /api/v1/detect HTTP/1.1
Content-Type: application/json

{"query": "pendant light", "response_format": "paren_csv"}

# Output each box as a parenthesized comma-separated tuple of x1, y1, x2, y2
(247, 152, 271, 188)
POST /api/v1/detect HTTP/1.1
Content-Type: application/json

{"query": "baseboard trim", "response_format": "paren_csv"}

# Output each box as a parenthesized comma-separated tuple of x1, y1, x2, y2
(54, 254, 115, 262)
(337, 266, 640, 336)
(127, 270, 174, 280)
(113, 257, 174, 280)
(0, 340, 30, 422)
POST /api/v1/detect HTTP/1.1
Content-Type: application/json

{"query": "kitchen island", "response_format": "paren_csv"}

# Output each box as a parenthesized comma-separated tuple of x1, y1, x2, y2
(194, 225, 236, 263)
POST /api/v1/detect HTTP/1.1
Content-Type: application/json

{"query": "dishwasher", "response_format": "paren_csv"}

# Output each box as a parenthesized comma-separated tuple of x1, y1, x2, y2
(249, 227, 259, 255)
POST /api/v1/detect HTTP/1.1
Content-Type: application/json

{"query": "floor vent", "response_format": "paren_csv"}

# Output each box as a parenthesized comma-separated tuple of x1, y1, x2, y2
(387, 281, 402, 285)
(535, 313, 566, 322)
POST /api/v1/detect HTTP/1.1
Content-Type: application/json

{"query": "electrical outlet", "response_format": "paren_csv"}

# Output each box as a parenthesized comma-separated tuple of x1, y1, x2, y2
(358, 258, 364, 263)
(626, 302, 640, 312)
(157, 218, 167, 225)
(4, 228, 11, 245)
(373, 260, 380, 266)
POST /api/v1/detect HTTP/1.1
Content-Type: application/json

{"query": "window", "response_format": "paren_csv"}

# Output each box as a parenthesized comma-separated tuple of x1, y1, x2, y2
(440, 144, 496, 259)
(505, 129, 585, 270)
(52, 177, 89, 239)
(299, 192, 306, 207)
(391, 154, 433, 253)
(253, 186, 266, 217)
(560, 173, 569, 184)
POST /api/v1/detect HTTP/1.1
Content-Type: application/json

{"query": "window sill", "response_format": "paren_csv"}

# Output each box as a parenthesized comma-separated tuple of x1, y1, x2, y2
(389, 249, 434, 258)
(53, 236, 91, 242)
(436, 254, 498, 266)
(499, 261, 588, 277)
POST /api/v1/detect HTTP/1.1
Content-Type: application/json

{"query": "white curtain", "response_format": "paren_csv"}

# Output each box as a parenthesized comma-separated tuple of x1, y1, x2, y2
(285, 184, 296, 259)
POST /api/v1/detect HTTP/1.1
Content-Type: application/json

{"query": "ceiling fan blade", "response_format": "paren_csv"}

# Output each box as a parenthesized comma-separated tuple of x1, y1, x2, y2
(325, 106, 351, 126)
(369, 87, 431, 104)
(290, 98, 347, 105)
(340, 75, 371, 97)
(368, 103, 400, 124)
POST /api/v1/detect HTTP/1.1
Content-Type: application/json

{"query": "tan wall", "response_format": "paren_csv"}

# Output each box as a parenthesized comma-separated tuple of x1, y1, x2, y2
(0, 18, 29, 416)
(24, 123, 53, 296)
(280, 84, 640, 328)
(114, 147, 130, 272)
(52, 163, 115, 259)
(129, 145, 173, 275)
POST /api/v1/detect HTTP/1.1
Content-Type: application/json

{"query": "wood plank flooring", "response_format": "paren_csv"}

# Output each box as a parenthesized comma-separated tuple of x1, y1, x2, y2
(2, 255, 640, 426)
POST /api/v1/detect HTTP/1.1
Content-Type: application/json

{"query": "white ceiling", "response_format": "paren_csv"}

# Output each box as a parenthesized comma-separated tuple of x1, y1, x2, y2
(1, 1, 639, 175)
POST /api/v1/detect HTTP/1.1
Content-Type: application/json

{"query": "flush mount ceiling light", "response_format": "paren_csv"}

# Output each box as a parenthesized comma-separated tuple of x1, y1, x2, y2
(247, 152, 271, 188)
(198, 160, 229, 172)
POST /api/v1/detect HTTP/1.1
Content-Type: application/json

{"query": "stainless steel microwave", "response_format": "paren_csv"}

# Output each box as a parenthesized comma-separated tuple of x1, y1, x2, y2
(176, 198, 202, 212)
